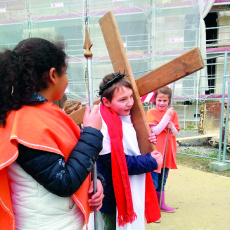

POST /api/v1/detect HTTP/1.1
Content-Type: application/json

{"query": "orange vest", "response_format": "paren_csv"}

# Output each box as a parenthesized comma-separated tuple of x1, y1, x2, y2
(0, 102, 91, 229)
(146, 108, 180, 173)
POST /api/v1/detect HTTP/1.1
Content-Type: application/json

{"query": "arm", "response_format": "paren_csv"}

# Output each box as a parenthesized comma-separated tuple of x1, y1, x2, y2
(16, 127, 103, 197)
(168, 121, 179, 136)
(167, 109, 180, 136)
(97, 152, 158, 176)
(150, 114, 171, 135)
(125, 153, 158, 175)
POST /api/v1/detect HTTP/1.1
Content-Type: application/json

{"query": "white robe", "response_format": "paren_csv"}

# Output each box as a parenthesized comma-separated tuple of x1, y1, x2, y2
(88, 115, 146, 230)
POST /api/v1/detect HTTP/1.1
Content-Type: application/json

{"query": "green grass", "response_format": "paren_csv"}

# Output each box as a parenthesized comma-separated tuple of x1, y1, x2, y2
(177, 154, 230, 178)
(181, 126, 198, 131)
(181, 149, 201, 155)
(209, 151, 219, 158)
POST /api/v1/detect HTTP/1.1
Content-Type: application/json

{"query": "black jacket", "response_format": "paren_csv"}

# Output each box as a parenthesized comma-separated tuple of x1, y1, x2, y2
(16, 126, 104, 197)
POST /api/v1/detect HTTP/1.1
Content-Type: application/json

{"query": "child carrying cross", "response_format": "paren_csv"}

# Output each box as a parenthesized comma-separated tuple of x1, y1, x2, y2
(97, 72, 162, 230)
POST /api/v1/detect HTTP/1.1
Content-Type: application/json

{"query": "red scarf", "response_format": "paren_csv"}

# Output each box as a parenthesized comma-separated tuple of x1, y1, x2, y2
(100, 104, 161, 226)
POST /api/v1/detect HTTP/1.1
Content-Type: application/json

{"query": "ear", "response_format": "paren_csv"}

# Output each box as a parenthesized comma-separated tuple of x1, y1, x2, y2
(48, 67, 57, 85)
(102, 97, 111, 107)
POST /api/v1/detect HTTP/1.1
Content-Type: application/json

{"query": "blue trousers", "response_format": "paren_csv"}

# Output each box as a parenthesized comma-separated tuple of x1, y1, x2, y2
(151, 168, 169, 192)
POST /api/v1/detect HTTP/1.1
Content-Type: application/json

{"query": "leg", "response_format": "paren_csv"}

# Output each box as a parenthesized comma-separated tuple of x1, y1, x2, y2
(156, 168, 175, 213)
(151, 171, 159, 191)
(101, 212, 116, 230)
(161, 167, 169, 192)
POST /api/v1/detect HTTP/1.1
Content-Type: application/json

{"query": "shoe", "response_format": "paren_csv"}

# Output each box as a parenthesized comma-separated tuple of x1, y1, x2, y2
(156, 191, 175, 213)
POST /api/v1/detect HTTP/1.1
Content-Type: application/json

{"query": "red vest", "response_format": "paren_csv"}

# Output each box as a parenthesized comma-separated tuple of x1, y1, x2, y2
(0, 102, 91, 229)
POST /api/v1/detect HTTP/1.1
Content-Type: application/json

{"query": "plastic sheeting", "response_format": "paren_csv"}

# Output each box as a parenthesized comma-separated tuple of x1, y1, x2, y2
(0, 0, 208, 102)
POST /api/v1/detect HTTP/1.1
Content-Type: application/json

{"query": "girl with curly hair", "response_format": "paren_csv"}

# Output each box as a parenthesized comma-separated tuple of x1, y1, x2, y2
(0, 38, 104, 230)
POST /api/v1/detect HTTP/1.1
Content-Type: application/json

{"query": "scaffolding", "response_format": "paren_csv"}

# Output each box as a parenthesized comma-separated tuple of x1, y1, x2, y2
(0, 0, 202, 101)
(0, 0, 228, 130)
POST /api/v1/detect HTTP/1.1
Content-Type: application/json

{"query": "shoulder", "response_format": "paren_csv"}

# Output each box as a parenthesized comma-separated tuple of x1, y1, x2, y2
(146, 109, 157, 121)
(146, 108, 157, 115)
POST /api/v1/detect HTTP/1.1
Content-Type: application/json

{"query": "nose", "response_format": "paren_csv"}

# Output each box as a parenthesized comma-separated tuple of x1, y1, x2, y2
(127, 97, 134, 107)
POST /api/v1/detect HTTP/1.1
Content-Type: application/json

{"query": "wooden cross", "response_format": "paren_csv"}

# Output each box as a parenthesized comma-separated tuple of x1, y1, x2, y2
(70, 11, 204, 155)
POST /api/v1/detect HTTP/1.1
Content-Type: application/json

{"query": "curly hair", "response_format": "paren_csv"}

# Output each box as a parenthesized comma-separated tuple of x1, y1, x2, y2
(99, 72, 132, 103)
(0, 38, 67, 127)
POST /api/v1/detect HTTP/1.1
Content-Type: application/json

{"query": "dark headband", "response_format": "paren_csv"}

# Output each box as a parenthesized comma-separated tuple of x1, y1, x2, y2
(99, 71, 128, 96)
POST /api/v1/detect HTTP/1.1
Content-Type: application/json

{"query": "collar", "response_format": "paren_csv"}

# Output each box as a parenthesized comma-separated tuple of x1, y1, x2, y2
(30, 92, 47, 103)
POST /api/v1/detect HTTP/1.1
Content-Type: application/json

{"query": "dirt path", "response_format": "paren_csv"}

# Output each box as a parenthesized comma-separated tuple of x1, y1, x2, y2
(146, 165, 230, 230)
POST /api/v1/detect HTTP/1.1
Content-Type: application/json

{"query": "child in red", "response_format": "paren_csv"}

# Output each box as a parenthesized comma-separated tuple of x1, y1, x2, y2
(0, 38, 104, 230)
(97, 72, 162, 230)
(146, 86, 180, 213)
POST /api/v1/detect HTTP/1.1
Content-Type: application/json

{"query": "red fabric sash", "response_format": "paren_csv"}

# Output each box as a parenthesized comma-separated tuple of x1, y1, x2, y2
(100, 104, 161, 225)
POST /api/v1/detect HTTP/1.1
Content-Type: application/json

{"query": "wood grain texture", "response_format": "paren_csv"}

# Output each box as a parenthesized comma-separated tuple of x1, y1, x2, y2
(136, 47, 204, 96)
(99, 11, 155, 154)
(70, 47, 204, 126)
(70, 12, 204, 156)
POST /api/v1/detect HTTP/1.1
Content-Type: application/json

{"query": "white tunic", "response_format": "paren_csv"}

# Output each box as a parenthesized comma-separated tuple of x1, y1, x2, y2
(101, 115, 146, 230)
(7, 162, 84, 230)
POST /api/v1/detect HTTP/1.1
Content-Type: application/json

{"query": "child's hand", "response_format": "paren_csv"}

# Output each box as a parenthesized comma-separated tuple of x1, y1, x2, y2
(166, 107, 174, 117)
(88, 179, 104, 211)
(150, 150, 163, 166)
(83, 105, 102, 130)
(148, 133, 157, 144)
(167, 121, 174, 129)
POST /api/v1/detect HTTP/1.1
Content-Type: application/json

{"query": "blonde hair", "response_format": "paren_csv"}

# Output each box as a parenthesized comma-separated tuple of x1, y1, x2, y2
(63, 99, 82, 115)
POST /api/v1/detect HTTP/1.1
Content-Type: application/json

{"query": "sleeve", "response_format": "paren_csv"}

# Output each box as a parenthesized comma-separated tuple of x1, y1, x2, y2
(97, 152, 158, 177)
(150, 114, 171, 135)
(16, 126, 103, 197)
(125, 153, 158, 175)
(170, 124, 179, 136)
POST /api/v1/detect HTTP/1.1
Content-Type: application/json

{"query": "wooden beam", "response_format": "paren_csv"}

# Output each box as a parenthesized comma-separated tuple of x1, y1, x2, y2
(70, 12, 204, 155)
(70, 47, 204, 125)
(177, 134, 218, 142)
(99, 11, 155, 154)
(136, 47, 204, 96)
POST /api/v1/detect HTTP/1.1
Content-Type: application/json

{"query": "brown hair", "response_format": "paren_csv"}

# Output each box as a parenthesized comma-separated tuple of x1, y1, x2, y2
(63, 99, 82, 115)
(99, 72, 132, 103)
(152, 86, 172, 106)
